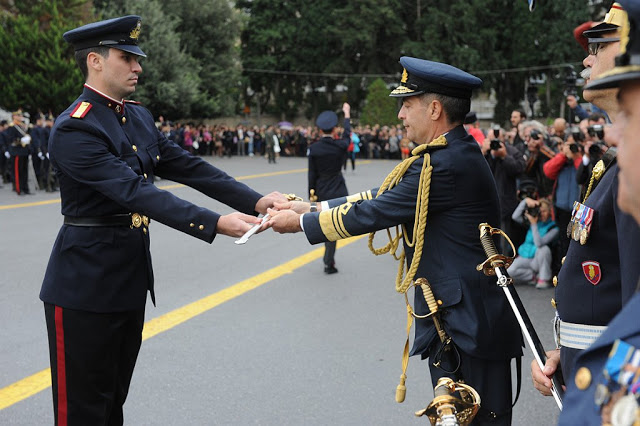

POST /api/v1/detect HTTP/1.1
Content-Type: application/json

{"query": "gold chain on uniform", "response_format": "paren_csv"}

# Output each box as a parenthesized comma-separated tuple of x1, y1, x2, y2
(367, 135, 447, 293)
(581, 159, 605, 202)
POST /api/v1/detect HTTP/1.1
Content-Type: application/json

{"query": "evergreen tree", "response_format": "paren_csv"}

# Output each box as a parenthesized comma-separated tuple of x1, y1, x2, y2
(97, 0, 205, 119)
(360, 78, 400, 127)
(0, 0, 83, 115)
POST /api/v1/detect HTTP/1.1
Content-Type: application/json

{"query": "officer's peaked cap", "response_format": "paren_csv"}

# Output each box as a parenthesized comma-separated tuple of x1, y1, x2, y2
(585, 0, 640, 90)
(316, 111, 338, 131)
(63, 15, 146, 58)
(389, 56, 482, 99)
(583, 3, 626, 41)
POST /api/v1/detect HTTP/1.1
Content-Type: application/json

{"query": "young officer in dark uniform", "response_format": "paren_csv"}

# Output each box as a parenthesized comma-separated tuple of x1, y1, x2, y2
(40, 16, 284, 425)
(308, 103, 350, 274)
(558, 2, 640, 422)
(269, 57, 522, 424)
(531, 2, 640, 398)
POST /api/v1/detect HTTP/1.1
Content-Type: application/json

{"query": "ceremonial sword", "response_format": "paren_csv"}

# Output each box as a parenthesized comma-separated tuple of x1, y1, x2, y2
(476, 223, 564, 410)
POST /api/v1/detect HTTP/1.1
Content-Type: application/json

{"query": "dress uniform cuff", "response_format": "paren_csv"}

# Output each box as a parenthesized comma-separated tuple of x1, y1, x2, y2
(321, 201, 329, 211)
(300, 213, 305, 232)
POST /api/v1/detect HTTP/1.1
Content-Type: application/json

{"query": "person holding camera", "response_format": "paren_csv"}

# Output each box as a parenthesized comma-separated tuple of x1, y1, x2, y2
(576, 119, 608, 187)
(543, 136, 582, 258)
(520, 121, 556, 198)
(482, 125, 526, 253)
(507, 197, 559, 289)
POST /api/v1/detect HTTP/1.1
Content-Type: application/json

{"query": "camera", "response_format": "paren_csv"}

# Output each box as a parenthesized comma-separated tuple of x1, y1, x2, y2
(569, 126, 584, 142)
(491, 124, 500, 138)
(526, 206, 540, 217)
(490, 139, 502, 150)
(589, 141, 606, 157)
(569, 143, 580, 154)
(587, 124, 605, 140)
(564, 69, 578, 97)
(530, 129, 542, 140)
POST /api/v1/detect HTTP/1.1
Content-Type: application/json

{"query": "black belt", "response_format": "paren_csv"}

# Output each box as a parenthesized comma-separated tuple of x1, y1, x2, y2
(64, 213, 150, 228)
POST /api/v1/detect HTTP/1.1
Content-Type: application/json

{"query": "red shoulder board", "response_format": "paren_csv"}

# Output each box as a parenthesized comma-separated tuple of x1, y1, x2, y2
(70, 101, 92, 119)
(124, 100, 141, 105)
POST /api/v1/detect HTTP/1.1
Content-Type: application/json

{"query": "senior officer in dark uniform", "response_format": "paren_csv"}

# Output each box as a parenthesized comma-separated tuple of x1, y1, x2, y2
(40, 16, 284, 425)
(558, 3, 640, 422)
(308, 103, 350, 274)
(269, 57, 522, 424)
(531, 2, 640, 399)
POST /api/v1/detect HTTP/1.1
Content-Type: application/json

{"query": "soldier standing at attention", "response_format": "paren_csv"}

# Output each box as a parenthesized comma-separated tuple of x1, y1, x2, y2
(531, 2, 640, 397)
(268, 56, 522, 424)
(3, 110, 33, 195)
(557, 1, 640, 422)
(308, 103, 350, 274)
(40, 15, 285, 425)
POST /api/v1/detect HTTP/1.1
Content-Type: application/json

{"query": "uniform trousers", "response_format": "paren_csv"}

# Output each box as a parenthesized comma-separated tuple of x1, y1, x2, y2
(508, 245, 552, 284)
(323, 241, 336, 267)
(428, 343, 515, 425)
(44, 303, 145, 426)
(11, 154, 29, 194)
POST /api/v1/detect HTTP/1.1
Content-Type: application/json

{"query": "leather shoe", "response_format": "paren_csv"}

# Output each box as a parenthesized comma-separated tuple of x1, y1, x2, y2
(324, 265, 338, 274)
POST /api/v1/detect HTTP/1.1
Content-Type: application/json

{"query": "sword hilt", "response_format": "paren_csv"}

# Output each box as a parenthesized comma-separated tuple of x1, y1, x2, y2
(476, 223, 516, 276)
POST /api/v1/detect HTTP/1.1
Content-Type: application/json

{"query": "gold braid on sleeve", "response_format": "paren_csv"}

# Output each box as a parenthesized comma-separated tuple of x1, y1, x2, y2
(367, 135, 447, 294)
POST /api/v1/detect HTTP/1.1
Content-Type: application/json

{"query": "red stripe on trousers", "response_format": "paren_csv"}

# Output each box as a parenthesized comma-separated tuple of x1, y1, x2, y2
(55, 306, 68, 426)
(13, 156, 20, 194)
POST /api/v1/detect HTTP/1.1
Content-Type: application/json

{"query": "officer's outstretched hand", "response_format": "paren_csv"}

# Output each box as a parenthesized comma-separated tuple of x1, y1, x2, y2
(216, 212, 263, 238)
(267, 208, 302, 233)
(531, 348, 563, 396)
(255, 191, 289, 214)
(272, 200, 314, 214)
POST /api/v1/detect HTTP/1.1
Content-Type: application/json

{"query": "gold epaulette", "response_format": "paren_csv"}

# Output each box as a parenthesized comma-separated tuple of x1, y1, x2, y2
(70, 101, 92, 119)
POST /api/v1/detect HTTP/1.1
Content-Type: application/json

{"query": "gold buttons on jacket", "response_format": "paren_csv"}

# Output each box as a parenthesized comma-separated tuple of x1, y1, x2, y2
(122, 117, 127, 124)
(132, 145, 138, 152)
(551, 298, 557, 309)
(143, 173, 148, 179)
(553, 276, 558, 287)
(575, 367, 592, 390)
(190, 223, 195, 228)
(156, 155, 160, 161)
(562, 256, 566, 265)
(199, 225, 204, 230)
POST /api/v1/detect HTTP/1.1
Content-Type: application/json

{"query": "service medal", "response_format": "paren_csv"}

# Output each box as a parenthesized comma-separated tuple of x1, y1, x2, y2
(580, 227, 589, 245)
(573, 221, 581, 241)
(594, 383, 611, 407)
(567, 221, 574, 238)
(611, 393, 639, 426)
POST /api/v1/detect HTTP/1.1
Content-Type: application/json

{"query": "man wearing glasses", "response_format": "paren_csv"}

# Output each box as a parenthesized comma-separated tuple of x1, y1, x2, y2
(531, 1, 640, 401)
(567, 4, 623, 123)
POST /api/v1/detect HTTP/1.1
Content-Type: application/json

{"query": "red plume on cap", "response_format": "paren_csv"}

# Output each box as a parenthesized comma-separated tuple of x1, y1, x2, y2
(574, 21, 597, 52)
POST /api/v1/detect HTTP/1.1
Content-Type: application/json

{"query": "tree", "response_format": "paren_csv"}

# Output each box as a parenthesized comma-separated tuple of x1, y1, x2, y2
(0, 0, 84, 116)
(96, 0, 205, 119)
(360, 78, 400, 127)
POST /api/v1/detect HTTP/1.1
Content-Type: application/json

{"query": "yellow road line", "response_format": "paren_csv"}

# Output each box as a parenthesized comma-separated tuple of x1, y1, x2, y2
(0, 236, 364, 410)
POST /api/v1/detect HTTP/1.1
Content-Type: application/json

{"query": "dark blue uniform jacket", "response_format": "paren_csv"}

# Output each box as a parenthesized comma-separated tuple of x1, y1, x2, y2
(40, 86, 262, 313)
(556, 165, 640, 376)
(302, 125, 522, 360)
(558, 291, 640, 425)
(308, 119, 350, 201)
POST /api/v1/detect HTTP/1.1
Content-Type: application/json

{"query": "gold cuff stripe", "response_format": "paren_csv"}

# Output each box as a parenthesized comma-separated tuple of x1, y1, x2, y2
(318, 203, 353, 241)
(346, 190, 373, 203)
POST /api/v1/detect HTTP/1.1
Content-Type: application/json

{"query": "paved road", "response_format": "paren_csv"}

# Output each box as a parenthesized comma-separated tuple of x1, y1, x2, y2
(0, 156, 560, 425)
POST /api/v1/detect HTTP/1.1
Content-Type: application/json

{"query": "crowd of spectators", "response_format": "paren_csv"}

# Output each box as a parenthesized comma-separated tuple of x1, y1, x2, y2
(2, 104, 610, 289)
(475, 105, 610, 289)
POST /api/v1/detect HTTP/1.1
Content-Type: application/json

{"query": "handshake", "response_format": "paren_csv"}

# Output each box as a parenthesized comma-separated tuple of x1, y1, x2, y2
(217, 192, 318, 243)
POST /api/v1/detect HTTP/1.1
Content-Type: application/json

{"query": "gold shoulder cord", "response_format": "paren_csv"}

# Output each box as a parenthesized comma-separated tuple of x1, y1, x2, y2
(368, 134, 447, 293)
(366, 134, 447, 403)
